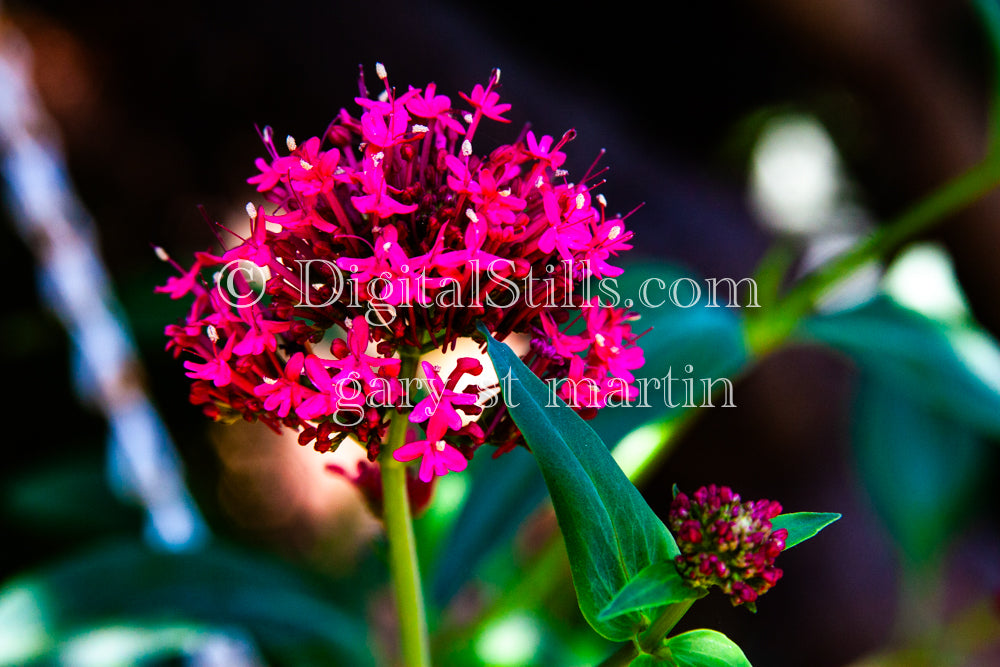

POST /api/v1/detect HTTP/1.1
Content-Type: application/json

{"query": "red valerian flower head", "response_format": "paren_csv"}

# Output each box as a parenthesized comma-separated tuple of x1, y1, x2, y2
(158, 63, 647, 492)
(668, 485, 787, 612)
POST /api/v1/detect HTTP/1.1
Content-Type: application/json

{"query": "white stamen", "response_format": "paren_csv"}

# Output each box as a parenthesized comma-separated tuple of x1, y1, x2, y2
(383, 242, 393, 252)
(206, 325, 219, 343)
(463, 112, 474, 124)
(412, 124, 429, 133)
(461, 139, 473, 157)
(554, 169, 569, 178)
(212, 271, 222, 285)
(610, 346, 621, 354)
(372, 151, 385, 167)
(375, 62, 387, 80)
(499, 188, 511, 197)
(260, 264, 272, 281)
(575, 193, 585, 210)
(434, 440, 446, 452)
(378, 90, 389, 102)
(262, 127, 273, 143)
(153, 246, 170, 262)
(299, 159, 313, 171)
(286, 135, 297, 151)
(535, 175, 544, 188)
(465, 209, 479, 223)
(597, 194, 608, 207)
(245, 202, 257, 220)
(608, 224, 622, 240)
(594, 333, 607, 346)
(262, 376, 278, 385)
(493, 67, 501, 84)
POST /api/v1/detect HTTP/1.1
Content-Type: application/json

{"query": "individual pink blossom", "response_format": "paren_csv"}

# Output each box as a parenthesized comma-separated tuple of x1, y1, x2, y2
(393, 437, 468, 483)
(460, 83, 511, 122)
(525, 131, 566, 169)
(405, 83, 465, 134)
(184, 356, 232, 388)
(409, 361, 480, 439)
(253, 352, 313, 418)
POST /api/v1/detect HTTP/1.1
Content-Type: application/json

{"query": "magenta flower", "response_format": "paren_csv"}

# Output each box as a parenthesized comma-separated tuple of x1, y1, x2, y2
(405, 83, 465, 135)
(253, 352, 312, 418)
(159, 64, 647, 488)
(393, 437, 469, 483)
(525, 131, 567, 169)
(460, 83, 511, 123)
(407, 361, 480, 440)
(184, 356, 232, 387)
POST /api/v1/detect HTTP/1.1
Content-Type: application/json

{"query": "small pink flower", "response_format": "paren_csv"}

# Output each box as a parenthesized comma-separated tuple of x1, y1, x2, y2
(525, 131, 566, 169)
(410, 361, 479, 439)
(405, 83, 466, 135)
(184, 356, 232, 387)
(360, 107, 411, 149)
(350, 163, 418, 219)
(253, 352, 312, 418)
(460, 83, 511, 122)
(393, 437, 468, 482)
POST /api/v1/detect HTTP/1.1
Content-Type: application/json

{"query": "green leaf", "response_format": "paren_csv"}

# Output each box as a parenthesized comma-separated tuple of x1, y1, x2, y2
(852, 372, 990, 563)
(800, 296, 1000, 436)
(0, 539, 375, 666)
(598, 562, 705, 622)
(771, 512, 840, 550)
(430, 261, 748, 605)
(479, 323, 678, 642)
(631, 655, 671, 666)
(660, 629, 753, 667)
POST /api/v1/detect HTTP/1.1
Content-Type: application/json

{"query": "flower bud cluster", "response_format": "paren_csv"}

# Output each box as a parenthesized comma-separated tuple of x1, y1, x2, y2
(668, 485, 787, 610)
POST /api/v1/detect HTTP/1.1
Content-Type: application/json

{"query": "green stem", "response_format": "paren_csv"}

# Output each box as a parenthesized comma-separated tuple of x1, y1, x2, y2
(637, 599, 695, 653)
(595, 599, 696, 667)
(381, 350, 430, 667)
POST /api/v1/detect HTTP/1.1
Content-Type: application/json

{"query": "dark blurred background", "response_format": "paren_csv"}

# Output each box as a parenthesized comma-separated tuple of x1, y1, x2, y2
(2, 1, 1000, 665)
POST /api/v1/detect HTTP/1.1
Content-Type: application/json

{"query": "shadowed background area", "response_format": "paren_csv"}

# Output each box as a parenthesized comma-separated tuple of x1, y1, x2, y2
(1, 1, 999, 666)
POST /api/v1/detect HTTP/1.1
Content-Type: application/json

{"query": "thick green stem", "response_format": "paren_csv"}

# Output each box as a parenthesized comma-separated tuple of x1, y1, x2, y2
(381, 350, 430, 667)
(637, 599, 695, 654)
(595, 599, 696, 667)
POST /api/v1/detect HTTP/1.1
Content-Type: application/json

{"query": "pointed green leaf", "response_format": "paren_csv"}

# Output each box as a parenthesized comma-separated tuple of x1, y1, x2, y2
(771, 512, 840, 550)
(662, 629, 753, 667)
(479, 323, 678, 641)
(598, 562, 705, 622)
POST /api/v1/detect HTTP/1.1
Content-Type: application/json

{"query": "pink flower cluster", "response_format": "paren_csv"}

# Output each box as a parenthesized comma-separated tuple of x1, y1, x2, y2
(668, 485, 787, 611)
(158, 66, 645, 482)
